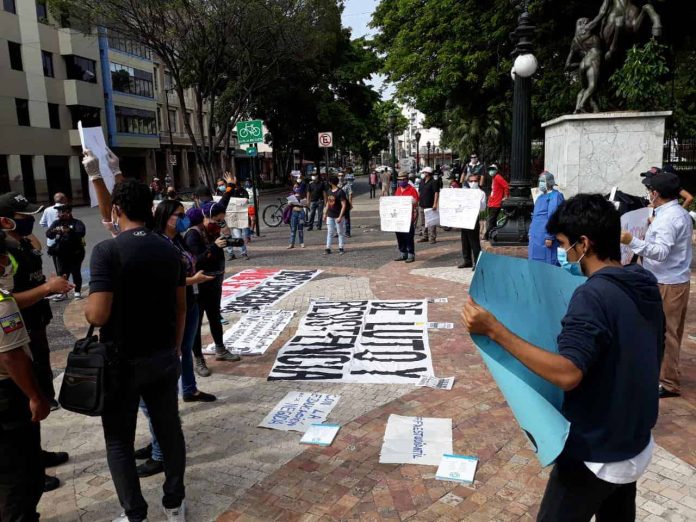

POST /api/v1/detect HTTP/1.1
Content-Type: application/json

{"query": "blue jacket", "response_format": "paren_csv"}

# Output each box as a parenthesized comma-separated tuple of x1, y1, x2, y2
(557, 264, 663, 462)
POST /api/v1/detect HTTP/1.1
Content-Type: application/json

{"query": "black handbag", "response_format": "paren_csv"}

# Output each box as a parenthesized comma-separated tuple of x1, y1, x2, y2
(58, 326, 119, 417)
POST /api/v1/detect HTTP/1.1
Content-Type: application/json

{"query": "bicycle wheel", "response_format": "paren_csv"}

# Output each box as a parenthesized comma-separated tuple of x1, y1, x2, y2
(263, 204, 283, 228)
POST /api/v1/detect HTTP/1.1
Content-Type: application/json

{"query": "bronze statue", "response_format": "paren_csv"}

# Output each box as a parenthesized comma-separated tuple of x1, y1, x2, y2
(566, 1, 663, 113)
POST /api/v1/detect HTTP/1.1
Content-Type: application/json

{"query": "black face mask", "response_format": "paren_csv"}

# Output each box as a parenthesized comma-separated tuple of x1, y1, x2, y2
(13, 216, 35, 237)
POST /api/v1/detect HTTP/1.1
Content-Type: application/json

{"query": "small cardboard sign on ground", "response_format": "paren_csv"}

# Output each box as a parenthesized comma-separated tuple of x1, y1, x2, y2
(259, 392, 340, 433)
(379, 415, 453, 466)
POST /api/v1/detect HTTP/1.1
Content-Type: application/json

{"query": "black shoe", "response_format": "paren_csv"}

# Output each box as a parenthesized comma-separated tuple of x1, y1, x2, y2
(49, 399, 60, 411)
(345, 234, 351, 238)
(43, 450, 69, 468)
(324, 248, 331, 255)
(405, 257, 415, 264)
(339, 248, 345, 255)
(394, 256, 407, 262)
(134, 444, 152, 460)
(306, 227, 313, 231)
(458, 262, 473, 269)
(136, 458, 164, 478)
(183, 390, 217, 402)
(44, 475, 60, 492)
(658, 386, 680, 399)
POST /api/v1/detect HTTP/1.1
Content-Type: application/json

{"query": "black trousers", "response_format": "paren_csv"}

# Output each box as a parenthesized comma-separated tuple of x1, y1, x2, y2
(197, 277, 224, 349)
(369, 184, 377, 198)
(55, 252, 84, 293)
(0, 379, 44, 522)
(485, 207, 501, 240)
(101, 351, 185, 521)
(461, 220, 481, 264)
(537, 459, 636, 522)
(395, 224, 415, 256)
(27, 325, 54, 402)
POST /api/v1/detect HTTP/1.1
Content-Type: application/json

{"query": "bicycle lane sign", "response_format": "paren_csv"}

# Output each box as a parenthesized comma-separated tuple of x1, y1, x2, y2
(236, 120, 264, 145)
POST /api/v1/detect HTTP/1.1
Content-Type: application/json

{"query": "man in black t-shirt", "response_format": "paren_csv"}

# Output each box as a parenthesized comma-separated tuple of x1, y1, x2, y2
(306, 174, 327, 231)
(86, 179, 187, 522)
(417, 167, 440, 243)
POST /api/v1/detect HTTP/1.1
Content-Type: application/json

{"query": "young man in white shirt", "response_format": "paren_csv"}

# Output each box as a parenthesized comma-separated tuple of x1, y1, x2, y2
(621, 170, 693, 398)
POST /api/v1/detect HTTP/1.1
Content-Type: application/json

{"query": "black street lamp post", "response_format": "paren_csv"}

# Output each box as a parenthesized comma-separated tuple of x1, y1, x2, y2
(388, 112, 396, 174)
(426, 141, 431, 168)
(491, 0, 537, 245)
(415, 131, 421, 170)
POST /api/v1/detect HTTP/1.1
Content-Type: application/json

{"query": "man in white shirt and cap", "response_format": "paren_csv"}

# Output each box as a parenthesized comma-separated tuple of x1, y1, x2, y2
(621, 169, 693, 398)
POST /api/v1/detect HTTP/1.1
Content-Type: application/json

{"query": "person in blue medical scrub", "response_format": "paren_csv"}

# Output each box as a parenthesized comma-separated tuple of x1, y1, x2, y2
(529, 171, 565, 265)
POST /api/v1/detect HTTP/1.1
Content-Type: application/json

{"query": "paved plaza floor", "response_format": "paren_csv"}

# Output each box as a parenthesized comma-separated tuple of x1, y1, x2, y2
(39, 179, 696, 521)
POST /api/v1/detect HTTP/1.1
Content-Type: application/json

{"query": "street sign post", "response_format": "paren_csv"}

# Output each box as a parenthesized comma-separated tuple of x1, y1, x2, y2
(246, 147, 258, 157)
(236, 120, 264, 145)
(318, 132, 333, 176)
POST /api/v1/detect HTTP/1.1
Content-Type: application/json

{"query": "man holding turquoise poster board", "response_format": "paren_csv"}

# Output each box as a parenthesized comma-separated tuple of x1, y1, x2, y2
(463, 195, 663, 521)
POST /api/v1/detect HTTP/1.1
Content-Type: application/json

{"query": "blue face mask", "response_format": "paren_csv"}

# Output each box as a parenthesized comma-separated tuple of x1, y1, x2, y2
(557, 245, 584, 276)
(217, 185, 226, 193)
(538, 180, 548, 193)
(176, 215, 191, 234)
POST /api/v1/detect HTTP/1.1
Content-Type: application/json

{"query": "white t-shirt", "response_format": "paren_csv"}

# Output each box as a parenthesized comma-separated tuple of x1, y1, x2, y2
(584, 435, 654, 484)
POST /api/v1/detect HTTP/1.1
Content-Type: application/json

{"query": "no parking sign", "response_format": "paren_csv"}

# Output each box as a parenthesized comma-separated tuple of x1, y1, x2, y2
(318, 132, 333, 148)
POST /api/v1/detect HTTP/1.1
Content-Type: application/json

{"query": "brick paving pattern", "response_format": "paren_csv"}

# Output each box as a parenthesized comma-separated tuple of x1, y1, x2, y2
(39, 179, 696, 521)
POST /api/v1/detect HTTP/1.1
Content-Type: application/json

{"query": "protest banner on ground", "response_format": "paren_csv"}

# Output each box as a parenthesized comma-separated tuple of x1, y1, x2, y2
(221, 269, 321, 313)
(380, 196, 413, 233)
(620, 207, 651, 265)
(379, 415, 453, 466)
(221, 268, 280, 304)
(424, 208, 440, 228)
(438, 188, 485, 229)
(470, 252, 584, 466)
(225, 197, 249, 230)
(204, 310, 294, 355)
(268, 300, 434, 383)
(258, 392, 340, 432)
(78, 122, 114, 207)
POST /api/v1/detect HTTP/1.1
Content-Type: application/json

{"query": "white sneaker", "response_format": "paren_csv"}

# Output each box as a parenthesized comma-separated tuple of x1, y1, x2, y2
(163, 501, 186, 521)
(112, 513, 148, 522)
(74, 292, 82, 300)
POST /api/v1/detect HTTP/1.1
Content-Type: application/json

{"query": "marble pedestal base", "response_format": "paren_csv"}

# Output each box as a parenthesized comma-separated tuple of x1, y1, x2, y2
(542, 111, 671, 198)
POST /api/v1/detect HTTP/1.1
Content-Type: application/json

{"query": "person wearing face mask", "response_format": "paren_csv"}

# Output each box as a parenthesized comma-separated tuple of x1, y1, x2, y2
(458, 173, 486, 270)
(224, 180, 251, 260)
(485, 165, 509, 240)
(45, 204, 86, 301)
(529, 171, 565, 266)
(39, 192, 68, 271)
(0, 197, 73, 493)
(394, 172, 419, 263)
(621, 170, 692, 399)
(287, 184, 308, 249)
(460, 153, 485, 188)
(464, 194, 663, 522)
(369, 169, 378, 198)
(185, 201, 240, 367)
(417, 167, 439, 244)
(306, 173, 328, 231)
(323, 176, 348, 255)
(149, 177, 164, 201)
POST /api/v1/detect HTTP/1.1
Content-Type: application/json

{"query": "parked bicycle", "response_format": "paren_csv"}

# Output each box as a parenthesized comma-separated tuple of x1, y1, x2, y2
(262, 197, 288, 228)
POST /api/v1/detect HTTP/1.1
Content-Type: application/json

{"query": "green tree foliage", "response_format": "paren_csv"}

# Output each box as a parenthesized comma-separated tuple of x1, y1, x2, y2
(610, 39, 669, 110)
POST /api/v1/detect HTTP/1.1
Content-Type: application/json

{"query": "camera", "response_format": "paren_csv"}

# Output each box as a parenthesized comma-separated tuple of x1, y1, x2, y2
(221, 235, 245, 247)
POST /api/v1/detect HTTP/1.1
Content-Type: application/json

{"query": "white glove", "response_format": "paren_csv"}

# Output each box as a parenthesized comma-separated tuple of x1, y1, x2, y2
(105, 146, 121, 176)
(82, 150, 102, 180)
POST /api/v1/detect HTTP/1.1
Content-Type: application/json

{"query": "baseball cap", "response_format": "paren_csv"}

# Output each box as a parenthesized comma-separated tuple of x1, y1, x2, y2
(488, 164, 498, 171)
(642, 171, 680, 196)
(422, 167, 433, 174)
(55, 203, 73, 212)
(0, 192, 43, 218)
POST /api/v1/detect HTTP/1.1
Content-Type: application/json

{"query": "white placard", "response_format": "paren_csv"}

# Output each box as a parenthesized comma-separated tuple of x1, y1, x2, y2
(427, 298, 448, 304)
(380, 196, 413, 233)
(379, 415, 453, 466)
(620, 208, 652, 265)
(204, 310, 294, 356)
(438, 188, 485, 230)
(427, 322, 453, 330)
(225, 197, 249, 229)
(259, 392, 340, 432)
(78, 122, 114, 208)
(436, 454, 478, 484)
(300, 424, 341, 446)
(221, 269, 321, 313)
(416, 376, 455, 390)
(268, 300, 434, 384)
(424, 208, 440, 227)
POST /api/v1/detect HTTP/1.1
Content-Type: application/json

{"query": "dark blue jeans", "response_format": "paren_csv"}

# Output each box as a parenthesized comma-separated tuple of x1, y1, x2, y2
(101, 351, 185, 521)
(289, 210, 304, 245)
(307, 200, 324, 229)
(395, 224, 415, 256)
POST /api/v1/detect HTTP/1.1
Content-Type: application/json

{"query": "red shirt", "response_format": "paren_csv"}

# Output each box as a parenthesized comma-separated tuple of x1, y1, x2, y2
(488, 174, 509, 208)
(395, 184, 419, 222)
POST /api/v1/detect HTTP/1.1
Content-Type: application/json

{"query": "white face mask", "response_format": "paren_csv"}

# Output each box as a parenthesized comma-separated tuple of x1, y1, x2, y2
(311, 176, 317, 181)
(420, 174, 426, 179)
(434, 175, 439, 180)
(469, 182, 479, 189)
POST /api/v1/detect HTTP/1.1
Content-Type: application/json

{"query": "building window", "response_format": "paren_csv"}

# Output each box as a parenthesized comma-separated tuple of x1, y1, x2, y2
(48, 103, 60, 129)
(164, 71, 173, 91)
(15, 98, 30, 126)
(20, 156, 36, 202)
(107, 31, 152, 60)
(0, 155, 10, 194)
(168, 110, 178, 133)
(42, 51, 54, 77)
(156, 108, 162, 132)
(115, 106, 157, 135)
(3, 0, 16, 14)
(64, 55, 97, 83)
(8, 41, 22, 71)
(68, 105, 101, 129)
(110, 62, 154, 98)
(36, 0, 48, 22)
(153, 65, 159, 92)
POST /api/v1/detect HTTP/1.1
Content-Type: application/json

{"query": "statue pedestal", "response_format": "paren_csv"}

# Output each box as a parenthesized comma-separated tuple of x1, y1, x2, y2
(542, 111, 671, 198)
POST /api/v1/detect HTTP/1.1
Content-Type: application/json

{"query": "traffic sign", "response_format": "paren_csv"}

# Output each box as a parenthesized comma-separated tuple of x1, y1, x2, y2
(318, 132, 333, 148)
(236, 120, 263, 145)
(246, 147, 258, 157)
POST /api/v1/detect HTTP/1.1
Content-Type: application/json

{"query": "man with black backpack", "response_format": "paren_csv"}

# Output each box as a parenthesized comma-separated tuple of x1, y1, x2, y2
(85, 179, 187, 522)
